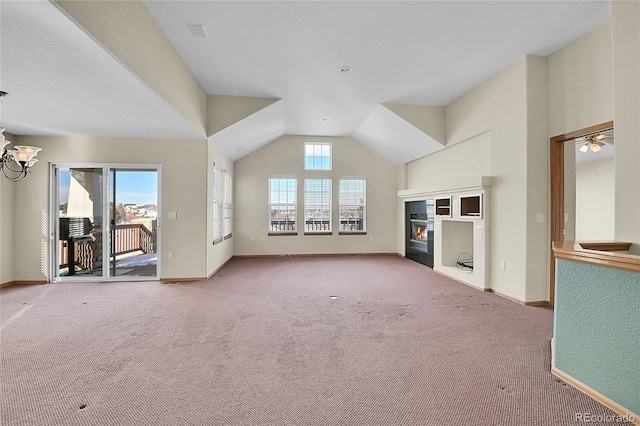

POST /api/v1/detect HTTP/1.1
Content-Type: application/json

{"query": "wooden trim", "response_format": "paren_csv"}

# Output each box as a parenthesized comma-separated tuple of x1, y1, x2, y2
(485, 289, 551, 307)
(1, 280, 48, 288)
(549, 121, 614, 307)
(232, 253, 399, 259)
(550, 121, 614, 144)
(577, 241, 632, 252)
(267, 232, 298, 236)
(206, 256, 233, 279)
(159, 277, 207, 283)
(552, 367, 640, 425)
(524, 300, 552, 307)
(553, 241, 640, 273)
(338, 231, 367, 236)
(433, 269, 490, 292)
(486, 289, 525, 304)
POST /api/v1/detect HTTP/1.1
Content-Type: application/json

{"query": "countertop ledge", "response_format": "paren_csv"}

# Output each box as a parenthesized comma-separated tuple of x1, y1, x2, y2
(553, 241, 640, 273)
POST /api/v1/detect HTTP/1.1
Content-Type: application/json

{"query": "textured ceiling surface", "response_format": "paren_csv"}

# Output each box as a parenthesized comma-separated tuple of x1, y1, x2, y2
(1, 1, 611, 163)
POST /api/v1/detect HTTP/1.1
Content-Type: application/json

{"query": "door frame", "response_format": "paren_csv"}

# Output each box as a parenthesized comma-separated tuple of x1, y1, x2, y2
(50, 162, 162, 282)
(549, 121, 613, 305)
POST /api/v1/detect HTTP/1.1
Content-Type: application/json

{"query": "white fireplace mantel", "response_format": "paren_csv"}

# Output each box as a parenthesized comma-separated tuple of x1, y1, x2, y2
(399, 176, 492, 291)
(397, 176, 492, 200)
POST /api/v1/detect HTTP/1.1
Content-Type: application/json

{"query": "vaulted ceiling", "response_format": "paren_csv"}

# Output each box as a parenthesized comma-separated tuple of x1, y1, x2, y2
(0, 1, 611, 164)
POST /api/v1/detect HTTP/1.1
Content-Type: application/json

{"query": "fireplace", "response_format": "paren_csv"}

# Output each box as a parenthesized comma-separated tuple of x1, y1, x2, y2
(405, 200, 434, 267)
(410, 216, 429, 250)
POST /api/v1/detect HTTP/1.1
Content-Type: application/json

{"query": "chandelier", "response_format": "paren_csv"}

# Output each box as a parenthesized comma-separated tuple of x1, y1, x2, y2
(1, 128, 42, 182)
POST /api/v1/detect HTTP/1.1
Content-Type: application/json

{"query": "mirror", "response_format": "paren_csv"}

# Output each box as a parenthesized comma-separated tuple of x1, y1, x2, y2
(564, 128, 615, 241)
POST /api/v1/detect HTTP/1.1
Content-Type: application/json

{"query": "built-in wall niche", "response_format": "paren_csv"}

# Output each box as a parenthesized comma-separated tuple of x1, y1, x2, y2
(460, 194, 482, 218)
(435, 197, 452, 217)
(397, 176, 490, 290)
(440, 220, 473, 270)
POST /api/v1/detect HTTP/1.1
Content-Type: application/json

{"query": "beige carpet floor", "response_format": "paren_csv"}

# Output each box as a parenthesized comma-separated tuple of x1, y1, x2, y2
(0, 255, 626, 425)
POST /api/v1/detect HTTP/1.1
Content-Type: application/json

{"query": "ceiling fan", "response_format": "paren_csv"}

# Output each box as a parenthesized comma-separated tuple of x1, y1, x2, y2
(576, 134, 612, 153)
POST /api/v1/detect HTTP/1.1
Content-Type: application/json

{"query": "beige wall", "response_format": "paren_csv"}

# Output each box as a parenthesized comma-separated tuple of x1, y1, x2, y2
(207, 95, 280, 136)
(444, 57, 532, 302)
(0, 132, 16, 285)
(55, 1, 208, 136)
(548, 22, 613, 137)
(611, 0, 640, 252)
(524, 55, 550, 302)
(402, 55, 551, 303)
(10, 135, 211, 281)
(234, 135, 397, 256)
(407, 132, 491, 187)
(575, 157, 615, 240)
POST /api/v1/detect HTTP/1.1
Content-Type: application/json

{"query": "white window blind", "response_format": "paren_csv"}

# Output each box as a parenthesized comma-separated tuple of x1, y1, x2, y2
(304, 179, 331, 231)
(339, 179, 366, 231)
(213, 165, 223, 242)
(224, 170, 232, 238)
(269, 178, 296, 232)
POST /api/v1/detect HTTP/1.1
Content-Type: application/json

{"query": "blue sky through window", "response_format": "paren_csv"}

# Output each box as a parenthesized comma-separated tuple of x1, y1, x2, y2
(58, 168, 157, 206)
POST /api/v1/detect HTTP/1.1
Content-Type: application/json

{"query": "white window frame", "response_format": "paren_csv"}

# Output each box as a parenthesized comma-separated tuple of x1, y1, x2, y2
(224, 170, 232, 238)
(304, 142, 332, 171)
(339, 179, 366, 233)
(304, 178, 332, 233)
(268, 178, 297, 233)
(213, 164, 223, 243)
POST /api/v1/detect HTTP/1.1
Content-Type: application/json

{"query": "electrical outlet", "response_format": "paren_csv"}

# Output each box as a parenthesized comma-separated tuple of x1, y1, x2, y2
(168, 251, 174, 259)
(536, 213, 545, 223)
(249, 237, 254, 243)
(500, 261, 506, 270)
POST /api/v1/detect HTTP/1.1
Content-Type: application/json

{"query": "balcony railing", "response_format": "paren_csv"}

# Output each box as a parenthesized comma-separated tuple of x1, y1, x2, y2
(269, 218, 364, 232)
(59, 222, 156, 271)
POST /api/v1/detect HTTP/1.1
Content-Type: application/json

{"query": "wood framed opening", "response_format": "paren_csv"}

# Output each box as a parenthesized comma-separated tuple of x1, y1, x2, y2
(549, 121, 613, 306)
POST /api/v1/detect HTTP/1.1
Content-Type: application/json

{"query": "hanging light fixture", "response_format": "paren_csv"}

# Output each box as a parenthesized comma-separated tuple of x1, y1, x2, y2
(579, 135, 604, 153)
(1, 128, 43, 182)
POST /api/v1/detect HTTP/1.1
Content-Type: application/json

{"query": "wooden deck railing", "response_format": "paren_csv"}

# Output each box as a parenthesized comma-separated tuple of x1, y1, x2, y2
(59, 223, 156, 270)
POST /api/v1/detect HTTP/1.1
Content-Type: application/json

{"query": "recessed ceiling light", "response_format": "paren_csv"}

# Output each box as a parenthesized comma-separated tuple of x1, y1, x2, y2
(339, 66, 353, 74)
(320, 118, 330, 123)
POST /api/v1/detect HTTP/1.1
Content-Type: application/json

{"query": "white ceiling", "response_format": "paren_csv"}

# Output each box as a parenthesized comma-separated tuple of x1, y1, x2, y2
(0, 1, 204, 140)
(1, 1, 611, 163)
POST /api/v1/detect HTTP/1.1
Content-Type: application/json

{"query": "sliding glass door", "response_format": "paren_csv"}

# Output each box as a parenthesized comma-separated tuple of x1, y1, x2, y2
(52, 164, 160, 282)
(108, 169, 159, 277)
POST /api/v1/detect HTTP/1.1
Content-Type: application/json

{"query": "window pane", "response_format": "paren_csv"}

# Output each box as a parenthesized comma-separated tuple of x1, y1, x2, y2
(304, 178, 331, 231)
(269, 178, 296, 232)
(339, 179, 366, 231)
(305, 143, 331, 170)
